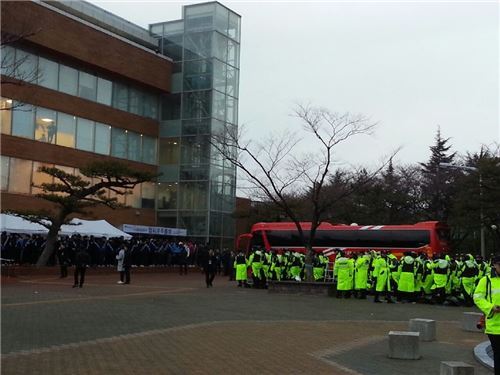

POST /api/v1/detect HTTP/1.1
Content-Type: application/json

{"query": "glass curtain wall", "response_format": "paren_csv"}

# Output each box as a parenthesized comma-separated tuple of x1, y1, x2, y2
(152, 3, 240, 247)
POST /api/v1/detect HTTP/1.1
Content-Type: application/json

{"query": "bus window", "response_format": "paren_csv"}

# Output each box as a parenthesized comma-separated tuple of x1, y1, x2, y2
(250, 231, 264, 248)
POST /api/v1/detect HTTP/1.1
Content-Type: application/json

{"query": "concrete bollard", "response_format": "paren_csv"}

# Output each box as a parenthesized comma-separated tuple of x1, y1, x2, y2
(440, 361, 474, 375)
(409, 318, 436, 341)
(388, 331, 420, 360)
(461, 312, 483, 332)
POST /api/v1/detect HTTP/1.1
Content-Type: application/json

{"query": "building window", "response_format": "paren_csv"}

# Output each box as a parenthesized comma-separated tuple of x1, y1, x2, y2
(127, 132, 142, 162)
(11, 102, 34, 139)
(142, 136, 157, 165)
(76, 118, 94, 152)
(94, 123, 111, 155)
(112, 82, 129, 111)
(127, 183, 142, 208)
(8, 158, 32, 194)
(178, 212, 207, 236)
(0, 97, 12, 134)
(143, 93, 159, 119)
(179, 181, 208, 210)
(157, 183, 177, 209)
(32, 161, 54, 195)
(56, 113, 76, 148)
(182, 91, 211, 119)
(14, 49, 38, 83)
(180, 136, 210, 165)
(1, 46, 15, 77)
(35, 107, 57, 144)
(141, 182, 155, 209)
(1, 156, 9, 191)
(159, 138, 179, 164)
(96, 77, 112, 106)
(212, 90, 226, 121)
(111, 128, 127, 158)
(58, 65, 78, 96)
(78, 71, 97, 101)
(128, 88, 143, 116)
(37, 57, 59, 90)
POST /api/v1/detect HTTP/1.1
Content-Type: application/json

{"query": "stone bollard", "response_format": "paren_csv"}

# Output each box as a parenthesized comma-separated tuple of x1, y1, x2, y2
(388, 331, 420, 360)
(461, 312, 483, 332)
(440, 361, 474, 375)
(409, 318, 436, 341)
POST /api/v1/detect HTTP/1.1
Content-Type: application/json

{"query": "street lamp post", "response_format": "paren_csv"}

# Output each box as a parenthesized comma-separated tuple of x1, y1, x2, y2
(439, 162, 485, 258)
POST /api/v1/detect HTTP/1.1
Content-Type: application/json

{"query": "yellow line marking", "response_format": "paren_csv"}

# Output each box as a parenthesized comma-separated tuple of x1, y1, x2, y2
(3, 288, 194, 307)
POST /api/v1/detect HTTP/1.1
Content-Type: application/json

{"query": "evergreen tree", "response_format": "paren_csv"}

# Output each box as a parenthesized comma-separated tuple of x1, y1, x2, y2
(7, 161, 158, 266)
(419, 128, 457, 221)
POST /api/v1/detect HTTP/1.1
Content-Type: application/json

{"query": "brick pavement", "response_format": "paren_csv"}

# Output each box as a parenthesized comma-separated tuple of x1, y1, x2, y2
(1, 269, 493, 374)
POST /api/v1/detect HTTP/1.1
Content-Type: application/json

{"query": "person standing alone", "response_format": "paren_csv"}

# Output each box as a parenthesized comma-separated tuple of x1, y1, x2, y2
(73, 247, 90, 288)
(116, 244, 131, 284)
(203, 249, 217, 287)
(474, 254, 500, 375)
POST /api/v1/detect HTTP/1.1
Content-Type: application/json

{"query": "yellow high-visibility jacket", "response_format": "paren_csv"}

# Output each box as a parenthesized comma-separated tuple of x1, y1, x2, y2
(474, 275, 500, 335)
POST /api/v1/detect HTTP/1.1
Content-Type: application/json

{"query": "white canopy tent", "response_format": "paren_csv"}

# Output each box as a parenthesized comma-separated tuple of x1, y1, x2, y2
(0, 213, 48, 234)
(60, 218, 132, 239)
(0, 214, 131, 239)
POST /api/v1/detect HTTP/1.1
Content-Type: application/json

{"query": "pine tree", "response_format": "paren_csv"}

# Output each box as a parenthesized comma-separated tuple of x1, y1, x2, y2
(419, 128, 457, 221)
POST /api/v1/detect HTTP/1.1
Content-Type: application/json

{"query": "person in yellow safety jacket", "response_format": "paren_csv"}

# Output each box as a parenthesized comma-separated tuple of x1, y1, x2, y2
(476, 255, 488, 281)
(334, 252, 353, 298)
(354, 252, 370, 299)
(450, 255, 463, 296)
(474, 254, 500, 375)
(387, 253, 399, 293)
(431, 254, 449, 304)
(460, 254, 479, 307)
(372, 251, 394, 303)
(397, 252, 416, 303)
(248, 249, 263, 289)
(444, 255, 460, 300)
(299, 253, 307, 280)
(414, 253, 425, 300)
(319, 253, 329, 280)
(262, 251, 272, 283)
(234, 251, 249, 288)
(271, 250, 284, 281)
(284, 251, 293, 279)
(289, 252, 303, 281)
(368, 250, 378, 287)
(312, 253, 324, 281)
(422, 254, 434, 297)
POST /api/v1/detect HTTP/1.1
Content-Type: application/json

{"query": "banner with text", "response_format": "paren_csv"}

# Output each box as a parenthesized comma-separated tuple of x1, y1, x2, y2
(122, 224, 187, 237)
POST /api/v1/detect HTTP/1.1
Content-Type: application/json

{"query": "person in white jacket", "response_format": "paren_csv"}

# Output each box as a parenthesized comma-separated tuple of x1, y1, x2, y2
(116, 246, 125, 284)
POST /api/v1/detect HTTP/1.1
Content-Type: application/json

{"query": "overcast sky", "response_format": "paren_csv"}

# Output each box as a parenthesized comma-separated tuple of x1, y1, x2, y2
(90, 0, 499, 168)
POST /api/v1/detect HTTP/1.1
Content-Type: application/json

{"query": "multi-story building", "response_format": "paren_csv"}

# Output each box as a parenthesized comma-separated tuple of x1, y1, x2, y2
(0, 1, 240, 248)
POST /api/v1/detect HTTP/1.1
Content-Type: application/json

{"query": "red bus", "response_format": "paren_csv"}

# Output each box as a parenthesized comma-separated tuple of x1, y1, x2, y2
(236, 221, 450, 259)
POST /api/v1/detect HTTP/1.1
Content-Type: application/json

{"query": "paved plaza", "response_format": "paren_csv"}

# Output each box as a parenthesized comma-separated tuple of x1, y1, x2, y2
(1, 268, 493, 374)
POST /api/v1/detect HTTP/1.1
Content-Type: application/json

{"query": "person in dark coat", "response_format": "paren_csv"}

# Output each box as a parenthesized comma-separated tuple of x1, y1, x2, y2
(56, 242, 70, 278)
(178, 242, 188, 275)
(73, 247, 90, 288)
(203, 249, 217, 288)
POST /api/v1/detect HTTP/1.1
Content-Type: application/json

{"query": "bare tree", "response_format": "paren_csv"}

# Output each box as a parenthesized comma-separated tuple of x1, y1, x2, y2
(212, 103, 394, 280)
(1, 28, 42, 113)
(1, 29, 42, 86)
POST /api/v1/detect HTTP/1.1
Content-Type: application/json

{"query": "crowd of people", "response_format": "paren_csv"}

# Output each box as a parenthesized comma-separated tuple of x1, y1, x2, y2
(1, 231, 495, 308)
(0, 232, 235, 270)
(235, 248, 493, 307)
(0, 232, 237, 288)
